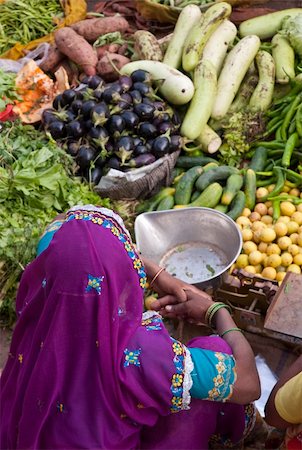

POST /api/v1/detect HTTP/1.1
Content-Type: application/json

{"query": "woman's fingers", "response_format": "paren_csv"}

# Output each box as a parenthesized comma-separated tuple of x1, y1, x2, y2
(150, 294, 180, 311)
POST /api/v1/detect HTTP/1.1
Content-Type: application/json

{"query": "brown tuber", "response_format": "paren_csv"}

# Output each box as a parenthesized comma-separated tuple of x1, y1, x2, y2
(96, 53, 130, 82)
(71, 16, 129, 43)
(54, 27, 98, 76)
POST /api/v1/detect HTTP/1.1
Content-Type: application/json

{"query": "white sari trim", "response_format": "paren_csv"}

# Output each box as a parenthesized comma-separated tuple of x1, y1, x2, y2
(182, 345, 194, 410)
(68, 205, 131, 239)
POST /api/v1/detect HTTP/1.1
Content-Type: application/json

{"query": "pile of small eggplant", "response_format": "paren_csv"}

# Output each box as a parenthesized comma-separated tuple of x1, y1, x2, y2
(42, 70, 182, 184)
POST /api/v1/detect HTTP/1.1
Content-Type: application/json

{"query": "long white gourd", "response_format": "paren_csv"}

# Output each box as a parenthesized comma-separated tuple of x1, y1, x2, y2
(120, 61, 194, 105)
(211, 35, 261, 121)
(181, 59, 217, 140)
(249, 50, 275, 112)
(163, 5, 202, 69)
(201, 19, 237, 75)
(272, 34, 295, 84)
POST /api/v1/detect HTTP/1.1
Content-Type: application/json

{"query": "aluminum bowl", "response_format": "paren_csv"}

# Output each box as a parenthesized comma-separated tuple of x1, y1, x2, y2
(134, 207, 242, 290)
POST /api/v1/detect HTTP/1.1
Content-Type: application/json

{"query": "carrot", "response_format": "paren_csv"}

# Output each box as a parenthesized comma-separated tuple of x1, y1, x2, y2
(54, 28, 98, 76)
(71, 16, 129, 43)
(97, 53, 130, 81)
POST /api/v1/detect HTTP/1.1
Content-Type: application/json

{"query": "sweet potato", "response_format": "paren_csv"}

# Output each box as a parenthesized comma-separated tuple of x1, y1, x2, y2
(96, 43, 120, 59)
(54, 27, 98, 76)
(97, 53, 130, 82)
(39, 45, 65, 73)
(71, 16, 129, 43)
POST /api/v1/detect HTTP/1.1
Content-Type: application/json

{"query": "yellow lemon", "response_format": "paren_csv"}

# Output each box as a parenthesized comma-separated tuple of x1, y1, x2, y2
(261, 267, 277, 280)
(276, 265, 286, 272)
(260, 228, 276, 243)
(267, 243, 281, 256)
(241, 228, 253, 242)
(291, 211, 302, 225)
(242, 241, 258, 255)
(249, 250, 264, 265)
(287, 221, 299, 234)
(290, 233, 299, 244)
(274, 222, 288, 237)
(256, 187, 269, 199)
(254, 203, 267, 216)
(249, 211, 261, 222)
(293, 253, 302, 266)
(144, 296, 158, 310)
(289, 188, 300, 197)
(242, 208, 251, 217)
(267, 185, 275, 193)
(254, 264, 263, 274)
(288, 244, 300, 256)
(267, 254, 282, 268)
(277, 216, 290, 223)
(258, 242, 268, 253)
(245, 265, 257, 274)
(287, 264, 301, 274)
(261, 215, 273, 225)
(297, 233, 302, 247)
(297, 204, 302, 213)
(276, 272, 286, 283)
(280, 201, 296, 216)
(281, 252, 293, 267)
(236, 254, 249, 269)
(278, 236, 292, 250)
(236, 216, 251, 228)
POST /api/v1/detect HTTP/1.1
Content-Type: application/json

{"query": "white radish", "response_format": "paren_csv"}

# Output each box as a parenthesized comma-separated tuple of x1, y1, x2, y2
(201, 19, 237, 75)
(211, 35, 261, 121)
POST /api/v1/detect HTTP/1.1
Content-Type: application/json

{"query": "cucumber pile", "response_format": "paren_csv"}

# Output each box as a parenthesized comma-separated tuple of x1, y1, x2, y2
(138, 155, 258, 220)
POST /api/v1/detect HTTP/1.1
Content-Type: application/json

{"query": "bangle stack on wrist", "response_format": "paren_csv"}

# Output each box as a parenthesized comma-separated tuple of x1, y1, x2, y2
(205, 302, 232, 328)
(149, 267, 166, 288)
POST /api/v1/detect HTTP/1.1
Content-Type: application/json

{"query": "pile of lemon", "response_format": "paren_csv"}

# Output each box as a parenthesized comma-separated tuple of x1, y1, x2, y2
(234, 184, 302, 283)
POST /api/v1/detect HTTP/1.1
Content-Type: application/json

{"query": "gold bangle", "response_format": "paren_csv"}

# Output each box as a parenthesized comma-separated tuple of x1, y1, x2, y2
(149, 267, 165, 287)
(220, 327, 242, 338)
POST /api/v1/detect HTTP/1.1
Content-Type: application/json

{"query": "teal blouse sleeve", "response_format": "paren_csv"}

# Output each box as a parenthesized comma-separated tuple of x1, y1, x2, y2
(37, 220, 64, 256)
(189, 348, 237, 402)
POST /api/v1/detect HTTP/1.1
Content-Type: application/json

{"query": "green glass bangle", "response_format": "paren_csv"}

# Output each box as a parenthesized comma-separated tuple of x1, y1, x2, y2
(208, 304, 231, 328)
(220, 327, 243, 338)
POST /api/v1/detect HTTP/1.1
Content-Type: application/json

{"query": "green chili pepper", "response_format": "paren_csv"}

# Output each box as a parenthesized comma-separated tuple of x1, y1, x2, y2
(256, 176, 276, 187)
(275, 126, 283, 141)
(282, 168, 302, 186)
(272, 198, 281, 222)
(266, 167, 285, 199)
(280, 94, 302, 141)
(281, 132, 299, 168)
(295, 103, 302, 138)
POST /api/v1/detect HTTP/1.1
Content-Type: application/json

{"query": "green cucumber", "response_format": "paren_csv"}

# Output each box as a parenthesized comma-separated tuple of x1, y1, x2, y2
(244, 169, 257, 210)
(175, 166, 204, 205)
(189, 182, 222, 208)
(227, 191, 246, 220)
(195, 165, 239, 192)
(249, 146, 268, 172)
(215, 204, 229, 213)
(157, 195, 175, 211)
(191, 190, 201, 202)
(221, 173, 244, 206)
(176, 155, 217, 169)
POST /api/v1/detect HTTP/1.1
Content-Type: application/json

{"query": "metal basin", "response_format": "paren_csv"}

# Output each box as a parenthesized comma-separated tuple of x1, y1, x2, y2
(134, 207, 242, 290)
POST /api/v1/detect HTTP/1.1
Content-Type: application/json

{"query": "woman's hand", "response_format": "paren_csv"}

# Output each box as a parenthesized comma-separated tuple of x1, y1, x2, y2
(151, 289, 214, 324)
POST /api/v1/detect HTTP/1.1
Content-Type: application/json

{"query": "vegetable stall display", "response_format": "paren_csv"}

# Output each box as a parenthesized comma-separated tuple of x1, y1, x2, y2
(2, 1, 302, 325)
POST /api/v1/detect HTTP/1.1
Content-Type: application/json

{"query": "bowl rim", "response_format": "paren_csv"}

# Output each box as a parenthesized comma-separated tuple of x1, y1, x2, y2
(135, 207, 243, 283)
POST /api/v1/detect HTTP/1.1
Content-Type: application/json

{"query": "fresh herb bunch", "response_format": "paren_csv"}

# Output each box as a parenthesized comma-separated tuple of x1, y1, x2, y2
(0, 69, 20, 111)
(0, 0, 63, 55)
(0, 121, 110, 325)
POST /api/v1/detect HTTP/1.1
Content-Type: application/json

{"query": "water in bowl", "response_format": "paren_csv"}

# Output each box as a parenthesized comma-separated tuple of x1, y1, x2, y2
(160, 241, 228, 284)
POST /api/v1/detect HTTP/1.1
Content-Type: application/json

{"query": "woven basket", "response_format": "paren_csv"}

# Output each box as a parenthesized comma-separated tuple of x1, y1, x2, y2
(95, 150, 180, 200)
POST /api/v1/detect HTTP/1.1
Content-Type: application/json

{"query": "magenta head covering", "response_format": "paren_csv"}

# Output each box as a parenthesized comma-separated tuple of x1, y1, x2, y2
(0, 207, 195, 449)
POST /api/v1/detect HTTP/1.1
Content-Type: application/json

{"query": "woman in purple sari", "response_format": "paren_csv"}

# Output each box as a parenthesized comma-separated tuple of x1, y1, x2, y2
(0, 205, 260, 450)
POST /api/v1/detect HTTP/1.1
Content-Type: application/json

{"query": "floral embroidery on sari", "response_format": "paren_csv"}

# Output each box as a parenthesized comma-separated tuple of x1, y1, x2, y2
(65, 210, 147, 289)
(206, 352, 236, 401)
(85, 274, 104, 294)
(170, 338, 186, 413)
(124, 349, 142, 367)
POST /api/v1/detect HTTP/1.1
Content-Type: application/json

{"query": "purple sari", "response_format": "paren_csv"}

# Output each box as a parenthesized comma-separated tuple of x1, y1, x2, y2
(1, 207, 253, 449)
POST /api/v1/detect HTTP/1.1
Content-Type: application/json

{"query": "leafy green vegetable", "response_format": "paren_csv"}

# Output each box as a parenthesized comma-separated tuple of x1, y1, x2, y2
(281, 14, 302, 59)
(0, 121, 110, 325)
(0, 69, 20, 111)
